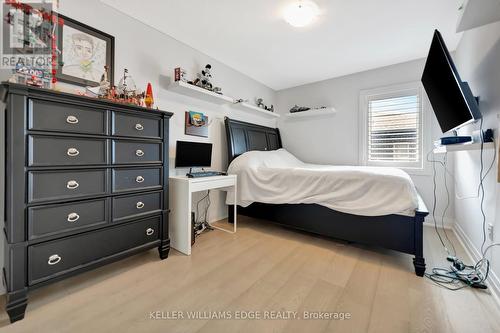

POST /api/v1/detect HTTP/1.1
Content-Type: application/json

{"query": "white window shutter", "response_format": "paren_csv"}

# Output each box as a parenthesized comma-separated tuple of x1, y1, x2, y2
(368, 95, 420, 163)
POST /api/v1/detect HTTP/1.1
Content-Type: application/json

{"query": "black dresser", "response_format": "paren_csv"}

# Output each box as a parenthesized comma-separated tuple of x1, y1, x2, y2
(0, 83, 173, 323)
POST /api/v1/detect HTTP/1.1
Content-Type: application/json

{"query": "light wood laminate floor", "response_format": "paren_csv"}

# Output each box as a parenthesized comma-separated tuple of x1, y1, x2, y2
(1, 216, 500, 333)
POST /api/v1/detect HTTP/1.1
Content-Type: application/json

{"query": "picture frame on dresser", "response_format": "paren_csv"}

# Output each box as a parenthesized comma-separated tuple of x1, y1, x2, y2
(56, 14, 115, 87)
(0, 82, 173, 323)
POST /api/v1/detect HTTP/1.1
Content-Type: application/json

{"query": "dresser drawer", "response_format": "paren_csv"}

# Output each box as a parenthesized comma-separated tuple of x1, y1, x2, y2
(29, 170, 107, 203)
(112, 112, 161, 138)
(112, 140, 161, 164)
(112, 167, 162, 193)
(29, 136, 107, 166)
(113, 192, 162, 222)
(28, 198, 109, 240)
(29, 99, 107, 135)
(28, 217, 161, 285)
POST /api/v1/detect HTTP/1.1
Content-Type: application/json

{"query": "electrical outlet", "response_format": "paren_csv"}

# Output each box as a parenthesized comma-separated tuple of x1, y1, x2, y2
(488, 223, 494, 240)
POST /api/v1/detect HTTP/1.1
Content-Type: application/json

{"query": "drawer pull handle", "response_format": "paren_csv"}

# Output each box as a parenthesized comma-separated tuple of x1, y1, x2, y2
(48, 254, 62, 265)
(66, 115, 79, 124)
(136, 201, 145, 209)
(135, 149, 144, 157)
(67, 212, 80, 222)
(135, 123, 144, 131)
(66, 180, 79, 190)
(136, 176, 145, 183)
(67, 147, 80, 157)
(146, 228, 155, 236)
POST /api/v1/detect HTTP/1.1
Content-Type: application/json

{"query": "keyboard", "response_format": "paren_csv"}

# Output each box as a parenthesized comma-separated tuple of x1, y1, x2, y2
(186, 171, 227, 178)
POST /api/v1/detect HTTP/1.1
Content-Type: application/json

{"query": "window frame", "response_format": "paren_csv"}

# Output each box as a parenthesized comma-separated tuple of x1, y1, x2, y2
(359, 81, 431, 174)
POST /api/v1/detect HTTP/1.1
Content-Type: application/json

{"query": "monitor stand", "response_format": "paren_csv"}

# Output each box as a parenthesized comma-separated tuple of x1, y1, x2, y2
(186, 167, 202, 177)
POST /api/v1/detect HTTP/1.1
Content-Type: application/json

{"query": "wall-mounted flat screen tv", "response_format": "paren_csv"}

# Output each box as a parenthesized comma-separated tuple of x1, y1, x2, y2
(421, 29, 481, 133)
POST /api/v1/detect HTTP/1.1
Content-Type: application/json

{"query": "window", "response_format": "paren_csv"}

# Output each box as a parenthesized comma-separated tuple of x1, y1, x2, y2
(359, 83, 428, 171)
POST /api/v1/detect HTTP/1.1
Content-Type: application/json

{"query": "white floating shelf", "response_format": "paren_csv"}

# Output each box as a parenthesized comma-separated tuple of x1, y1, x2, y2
(167, 81, 234, 105)
(456, 0, 500, 32)
(231, 102, 280, 118)
(285, 107, 337, 119)
(433, 142, 495, 154)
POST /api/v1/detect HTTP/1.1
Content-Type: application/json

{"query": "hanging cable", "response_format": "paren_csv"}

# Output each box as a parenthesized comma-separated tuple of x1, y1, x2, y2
(441, 153, 456, 256)
(194, 190, 212, 236)
(427, 149, 453, 255)
(426, 119, 497, 290)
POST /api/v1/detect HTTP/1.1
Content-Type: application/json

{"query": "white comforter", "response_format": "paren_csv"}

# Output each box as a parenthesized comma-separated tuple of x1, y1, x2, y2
(226, 149, 419, 217)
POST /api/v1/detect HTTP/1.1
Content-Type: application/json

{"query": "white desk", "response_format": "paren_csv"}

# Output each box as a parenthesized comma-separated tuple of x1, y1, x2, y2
(169, 175, 237, 255)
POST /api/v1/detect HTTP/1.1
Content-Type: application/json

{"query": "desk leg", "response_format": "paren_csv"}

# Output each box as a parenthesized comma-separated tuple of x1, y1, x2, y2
(209, 185, 237, 234)
(169, 181, 192, 255)
(233, 182, 237, 232)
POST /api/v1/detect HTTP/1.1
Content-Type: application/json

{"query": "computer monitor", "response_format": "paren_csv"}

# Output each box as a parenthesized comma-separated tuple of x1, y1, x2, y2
(175, 141, 212, 168)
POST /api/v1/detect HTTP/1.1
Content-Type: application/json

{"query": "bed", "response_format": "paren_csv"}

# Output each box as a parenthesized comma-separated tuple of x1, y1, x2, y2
(224, 117, 428, 276)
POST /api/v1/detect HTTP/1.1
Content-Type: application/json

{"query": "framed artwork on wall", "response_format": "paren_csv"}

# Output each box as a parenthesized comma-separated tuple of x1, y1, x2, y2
(56, 14, 114, 87)
(185, 111, 209, 138)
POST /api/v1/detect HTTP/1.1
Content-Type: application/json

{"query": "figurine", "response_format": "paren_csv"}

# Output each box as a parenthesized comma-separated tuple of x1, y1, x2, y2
(108, 85, 117, 100)
(144, 83, 154, 108)
(193, 64, 213, 90)
(234, 98, 248, 104)
(85, 65, 112, 98)
(289, 105, 326, 113)
(117, 68, 138, 98)
(98, 65, 111, 96)
(10, 61, 51, 88)
(192, 64, 222, 94)
(290, 105, 311, 113)
(174, 67, 188, 82)
(256, 98, 265, 109)
(255, 98, 274, 112)
(26, 74, 43, 88)
(85, 68, 146, 107)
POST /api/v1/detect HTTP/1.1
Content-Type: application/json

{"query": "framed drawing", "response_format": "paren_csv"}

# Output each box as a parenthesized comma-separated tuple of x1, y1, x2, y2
(56, 14, 114, 87)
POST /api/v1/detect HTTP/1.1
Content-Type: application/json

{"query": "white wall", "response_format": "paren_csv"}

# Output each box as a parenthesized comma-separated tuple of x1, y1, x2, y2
(453, 21, 500, 289)
(275, 58, 455, 223)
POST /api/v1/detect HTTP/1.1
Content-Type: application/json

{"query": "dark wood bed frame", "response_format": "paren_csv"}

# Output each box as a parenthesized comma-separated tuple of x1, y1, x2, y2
(224, 117, 428, 276)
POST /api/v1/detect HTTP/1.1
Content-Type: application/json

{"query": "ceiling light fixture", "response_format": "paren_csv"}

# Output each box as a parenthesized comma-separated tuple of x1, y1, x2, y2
(283, 1, 319, 28)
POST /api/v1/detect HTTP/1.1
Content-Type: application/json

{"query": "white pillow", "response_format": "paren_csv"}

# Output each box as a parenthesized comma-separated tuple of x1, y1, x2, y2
(228, 149, 304, 173)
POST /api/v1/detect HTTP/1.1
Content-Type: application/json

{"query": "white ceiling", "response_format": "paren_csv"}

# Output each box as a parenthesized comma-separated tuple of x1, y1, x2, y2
(101, 0, 463, 91)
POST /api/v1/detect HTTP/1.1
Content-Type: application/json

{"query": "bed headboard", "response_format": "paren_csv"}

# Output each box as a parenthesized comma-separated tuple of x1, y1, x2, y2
(224, 117, 282, 164)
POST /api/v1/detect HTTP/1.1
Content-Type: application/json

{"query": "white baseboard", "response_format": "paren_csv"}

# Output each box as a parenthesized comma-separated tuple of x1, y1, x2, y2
(209, 213, 228, 224)
(424, 216, 455, 229)
(452, 222, 500, 304)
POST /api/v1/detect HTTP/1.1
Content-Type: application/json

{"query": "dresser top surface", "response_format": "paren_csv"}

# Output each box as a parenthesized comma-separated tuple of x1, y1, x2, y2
(1, 82, 173, 117)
